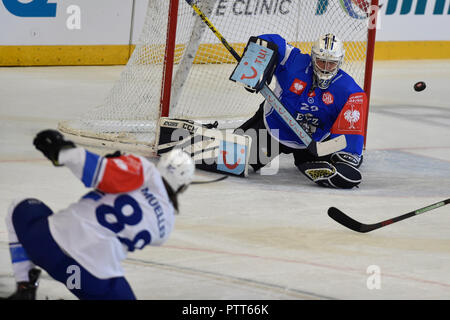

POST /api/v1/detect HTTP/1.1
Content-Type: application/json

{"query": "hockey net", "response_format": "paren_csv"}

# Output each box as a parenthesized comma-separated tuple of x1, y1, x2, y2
(58, 0, 377, 156)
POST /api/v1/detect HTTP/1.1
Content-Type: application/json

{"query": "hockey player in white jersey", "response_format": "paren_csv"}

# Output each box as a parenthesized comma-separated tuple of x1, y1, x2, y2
(4, 129, 195, 300)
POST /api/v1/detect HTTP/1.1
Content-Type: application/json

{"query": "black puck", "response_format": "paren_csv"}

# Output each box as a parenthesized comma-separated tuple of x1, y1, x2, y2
(414, 81, 426, 92)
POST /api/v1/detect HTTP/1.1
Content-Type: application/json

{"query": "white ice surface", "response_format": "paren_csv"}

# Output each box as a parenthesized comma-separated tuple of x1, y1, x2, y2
(0, 60, 449, 300)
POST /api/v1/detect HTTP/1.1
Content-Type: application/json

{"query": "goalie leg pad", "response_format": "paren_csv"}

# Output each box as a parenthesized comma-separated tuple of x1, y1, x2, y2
(157, 118, 252, 177)
(235, 102, 285, 172)
(297, 161, 361, 189)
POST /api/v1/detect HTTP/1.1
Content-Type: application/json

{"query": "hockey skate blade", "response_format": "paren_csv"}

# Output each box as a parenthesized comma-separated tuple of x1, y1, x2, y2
(315, 135, 347, 157)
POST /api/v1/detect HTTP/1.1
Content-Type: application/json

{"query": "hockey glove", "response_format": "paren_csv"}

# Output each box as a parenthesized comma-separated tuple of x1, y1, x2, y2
(330, 151, 362, 168)
(230, 36, 278, 94)
(105, 150, 122, 158)
(33, 129, 76, 166)
(297, 161, 361, 189)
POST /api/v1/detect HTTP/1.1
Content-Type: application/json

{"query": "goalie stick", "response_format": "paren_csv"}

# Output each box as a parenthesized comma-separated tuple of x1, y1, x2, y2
(184, 0, 346, 157)
(328, 198, 450, 233)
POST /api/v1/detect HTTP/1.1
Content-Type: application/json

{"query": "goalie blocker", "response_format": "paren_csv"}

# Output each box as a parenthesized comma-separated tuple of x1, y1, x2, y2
(229, 36, 278, 93)
(157, 118, 252, 177)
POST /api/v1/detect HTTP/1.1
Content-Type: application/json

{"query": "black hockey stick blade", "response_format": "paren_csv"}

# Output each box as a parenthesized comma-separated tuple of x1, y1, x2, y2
(328, 198, 450, 233)
(328, 207, 377, 233)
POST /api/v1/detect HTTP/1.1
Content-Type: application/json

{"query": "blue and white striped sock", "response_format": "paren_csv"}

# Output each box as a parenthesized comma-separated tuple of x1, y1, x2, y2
(9, 242, 35, 282)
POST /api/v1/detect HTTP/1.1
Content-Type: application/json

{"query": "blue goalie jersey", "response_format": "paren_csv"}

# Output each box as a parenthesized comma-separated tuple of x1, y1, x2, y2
(259, 34, 368, 157)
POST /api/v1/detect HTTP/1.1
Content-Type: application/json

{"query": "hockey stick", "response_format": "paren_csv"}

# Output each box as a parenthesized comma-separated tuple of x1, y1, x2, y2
(184, 0, 346, 157)
(328, 198, 450, 233)
(192, 175, 228, 184)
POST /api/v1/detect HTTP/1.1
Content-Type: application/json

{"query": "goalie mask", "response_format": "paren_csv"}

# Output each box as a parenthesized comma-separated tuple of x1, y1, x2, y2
(157, 149, 195, 194)
(311, 34, 345, 89)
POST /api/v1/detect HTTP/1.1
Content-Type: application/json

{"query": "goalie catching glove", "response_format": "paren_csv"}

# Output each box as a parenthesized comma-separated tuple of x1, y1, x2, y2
(33, 129, 76, 166)
(297, 152, 362, 189)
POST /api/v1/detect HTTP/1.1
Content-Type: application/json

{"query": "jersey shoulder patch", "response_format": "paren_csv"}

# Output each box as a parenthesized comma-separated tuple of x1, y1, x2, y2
(97, 154, 144, 193)
(331, 92, 367, 135)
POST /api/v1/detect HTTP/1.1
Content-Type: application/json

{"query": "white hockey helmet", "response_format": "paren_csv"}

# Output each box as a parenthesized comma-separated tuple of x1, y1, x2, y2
(157, 149, 195, 194)
(311, 33, 345, 89)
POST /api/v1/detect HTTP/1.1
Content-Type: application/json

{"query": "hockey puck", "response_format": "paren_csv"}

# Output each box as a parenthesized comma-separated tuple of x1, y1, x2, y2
(414, 81, 426, 92)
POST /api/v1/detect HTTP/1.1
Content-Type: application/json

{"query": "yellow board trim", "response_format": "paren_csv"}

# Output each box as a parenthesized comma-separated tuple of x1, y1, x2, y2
(0, 45, 131, 66)
(374, 41, 450, 60)
(0, 41, 449, 66)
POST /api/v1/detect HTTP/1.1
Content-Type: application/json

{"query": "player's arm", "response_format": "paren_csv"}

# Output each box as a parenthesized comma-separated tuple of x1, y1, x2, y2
(295, 92, 367, 189)
(328, 91, 368, 168)
(59, 149, 144, 193)
(33, 129, 144, 193)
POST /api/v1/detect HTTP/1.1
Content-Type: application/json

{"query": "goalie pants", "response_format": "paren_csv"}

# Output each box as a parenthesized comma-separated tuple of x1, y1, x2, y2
(9, 198, 136, 300)
(238, 102, 334, 171)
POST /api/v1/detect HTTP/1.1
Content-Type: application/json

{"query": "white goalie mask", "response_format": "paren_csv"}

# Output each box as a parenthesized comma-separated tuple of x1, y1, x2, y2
(157, 149, 195, 194)
(311, 34, 345, 89)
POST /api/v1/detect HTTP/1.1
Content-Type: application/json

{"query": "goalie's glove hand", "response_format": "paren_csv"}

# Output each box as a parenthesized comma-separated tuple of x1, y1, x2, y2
(297, 161, 361, 189)
(33, 129, 76, 166)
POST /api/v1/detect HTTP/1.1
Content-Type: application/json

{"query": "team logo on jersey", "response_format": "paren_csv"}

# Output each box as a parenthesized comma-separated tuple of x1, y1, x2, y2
(344, 107, 361, 129)
(111, 155, 142, 175)
(98, 155, 144, 193)
(322, 92, 334, 105)
(289, 79, 307, 96)
(331, 93, 366, 135)
(113, 159, 128, 171)
(307, 90, 316, 98)
(307, 90, 316, 104)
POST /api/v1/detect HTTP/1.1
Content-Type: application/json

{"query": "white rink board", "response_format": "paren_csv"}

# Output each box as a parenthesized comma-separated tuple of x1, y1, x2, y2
(1, 0, 449, 46)
(0, 0, 134, 45)
(0, 60, 449, 300)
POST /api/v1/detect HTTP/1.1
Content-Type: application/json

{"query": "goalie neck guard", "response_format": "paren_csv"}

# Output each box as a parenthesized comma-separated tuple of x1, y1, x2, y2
(311, 34, 345, 89)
